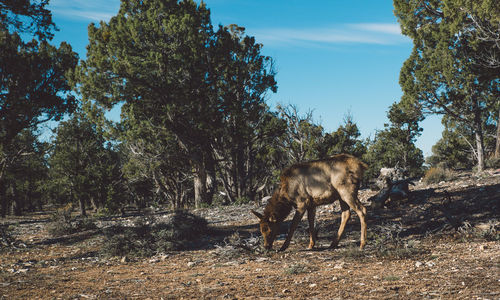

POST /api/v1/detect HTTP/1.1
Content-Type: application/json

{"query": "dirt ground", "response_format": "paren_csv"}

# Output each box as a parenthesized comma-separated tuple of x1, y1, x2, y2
(1, 170, 499, 299)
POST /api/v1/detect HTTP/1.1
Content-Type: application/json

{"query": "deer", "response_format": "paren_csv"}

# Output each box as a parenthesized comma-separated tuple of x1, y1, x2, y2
(252, 154, 368, 252)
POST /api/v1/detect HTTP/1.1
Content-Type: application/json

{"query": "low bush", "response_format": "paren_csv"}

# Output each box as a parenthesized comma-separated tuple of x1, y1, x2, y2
(485, 157, 500, 169)
(369, 223, 426, 259)
(284, 264, 309, 275)
(457, 221, 500, 242)
(212, 231, 261, 259)
(0, 225, 17, 251)
(422, 167, 454, 184)
(47, 205, 97, 236)
(101, 211, 208, 258)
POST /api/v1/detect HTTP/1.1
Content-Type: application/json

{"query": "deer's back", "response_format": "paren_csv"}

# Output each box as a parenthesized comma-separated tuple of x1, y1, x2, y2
(280, 154, 365, 206)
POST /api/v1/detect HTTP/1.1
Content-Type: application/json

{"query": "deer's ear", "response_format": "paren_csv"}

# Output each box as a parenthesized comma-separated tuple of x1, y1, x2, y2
(251, 210, 263, 220)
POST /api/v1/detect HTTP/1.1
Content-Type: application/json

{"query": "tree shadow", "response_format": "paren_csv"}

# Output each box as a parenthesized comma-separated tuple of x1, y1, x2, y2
(368, 183, 499, 239)
(215, 182, 500, 252)
(34, 229, 102, 246)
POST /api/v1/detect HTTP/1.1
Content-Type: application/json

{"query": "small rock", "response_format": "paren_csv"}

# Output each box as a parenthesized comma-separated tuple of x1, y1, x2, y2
(282, 289, 290, 293)
(333, 263, 344, 269)
(479, 245, 486, 251)
(255, 268, 262, 272)
(332, 276, 339, 281)
(121, 256, 128, 263)
(159, 254, 169, 261)
(309, 283, 317, 288)
(415, 261, 423, 268)
(149, 257, 160, 263)
(425, 261, 435, 267)
(187, 261, 196, 267)
(17, 268, 28, 274)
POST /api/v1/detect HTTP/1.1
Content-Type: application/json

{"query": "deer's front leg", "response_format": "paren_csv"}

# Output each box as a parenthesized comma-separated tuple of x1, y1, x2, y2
(279, 209, 305, 252)
(307, 207, 317, 249)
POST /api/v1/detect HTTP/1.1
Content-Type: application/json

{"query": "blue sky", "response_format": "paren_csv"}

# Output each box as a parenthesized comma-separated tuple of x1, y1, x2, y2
(47, 0, 443, 156)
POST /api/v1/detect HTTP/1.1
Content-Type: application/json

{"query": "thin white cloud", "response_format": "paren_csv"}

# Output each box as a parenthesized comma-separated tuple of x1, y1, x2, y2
(249, 23, 409, 47)
(49, 0, 120, 22)
(349, 23, 402, 35)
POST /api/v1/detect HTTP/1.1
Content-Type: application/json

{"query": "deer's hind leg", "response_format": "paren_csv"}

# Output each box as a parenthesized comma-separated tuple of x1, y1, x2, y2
(330, 200, 351, 248)
(338, 190, 367, 250)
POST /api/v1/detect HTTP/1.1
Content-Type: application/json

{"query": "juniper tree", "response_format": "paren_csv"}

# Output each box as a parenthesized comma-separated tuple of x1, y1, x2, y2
(394, 0, 500, 171)
(1, 0, 78, 216)
(75, 0, 277, 207)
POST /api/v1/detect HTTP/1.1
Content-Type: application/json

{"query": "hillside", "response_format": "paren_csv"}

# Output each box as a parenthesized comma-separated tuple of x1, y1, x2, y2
(1, 170, 499, 299)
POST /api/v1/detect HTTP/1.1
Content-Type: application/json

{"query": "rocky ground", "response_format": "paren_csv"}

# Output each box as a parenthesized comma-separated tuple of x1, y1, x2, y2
(1, 170, 499, 299)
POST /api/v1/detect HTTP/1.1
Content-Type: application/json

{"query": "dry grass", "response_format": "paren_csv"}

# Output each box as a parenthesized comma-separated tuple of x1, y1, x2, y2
(423, 167, 454, 184)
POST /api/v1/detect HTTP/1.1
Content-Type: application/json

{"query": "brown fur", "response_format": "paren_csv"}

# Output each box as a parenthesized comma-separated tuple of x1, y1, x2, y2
(252, 154, 368, 251)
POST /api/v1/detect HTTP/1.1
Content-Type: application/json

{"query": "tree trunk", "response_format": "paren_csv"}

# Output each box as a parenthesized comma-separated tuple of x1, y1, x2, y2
(471, 98, 485, 172)
(10, 182, 21, 216)
(475, 130, 485, 172)
(495, 107, 500, 159)
(205, 157, 216, 205)
(0, 180, 6, 218)
(90, 197, 99, 212)
(473, 114, 485, 173)
(193, 168, 206, 209)
(78, 197, 87, 217)
(193, 153, 215, 208)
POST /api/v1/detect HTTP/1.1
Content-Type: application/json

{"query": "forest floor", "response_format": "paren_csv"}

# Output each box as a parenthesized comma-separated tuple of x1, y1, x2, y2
(1, 170, 499, 299)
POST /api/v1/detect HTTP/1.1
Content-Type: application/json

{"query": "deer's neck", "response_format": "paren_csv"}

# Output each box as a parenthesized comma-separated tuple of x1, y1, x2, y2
(264, 195, 293, 223)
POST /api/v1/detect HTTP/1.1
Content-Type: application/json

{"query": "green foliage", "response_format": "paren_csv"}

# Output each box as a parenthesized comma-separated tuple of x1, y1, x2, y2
(364, 132, 423, 179)
(427, 117, 476, 169)
(428, 115, 498, 170)
(485, 157, 500, 169)
(0, 0, 56, 40)
(0, 31, 78, 149)
(394, 0, 500, 172)
(284, 264, 309, 275)
(48, 112, 125, 215)
(101, 211, 208, 257)
(0, 129, 49, 216)
(322, 113, 367, 159)
(76, 0, 277, 207)
(120, 115, 194, 209)
(363, 100, 424, 179)
(422, 167, 454, 184)
(0, 2, 77, 216)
